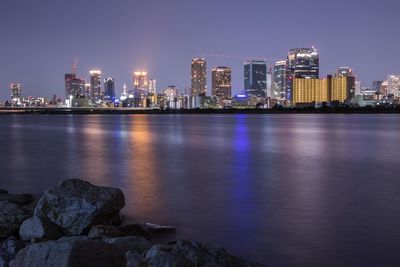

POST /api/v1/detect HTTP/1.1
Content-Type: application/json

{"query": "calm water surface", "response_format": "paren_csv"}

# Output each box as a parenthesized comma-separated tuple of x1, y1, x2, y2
(0, 114, 399, 266)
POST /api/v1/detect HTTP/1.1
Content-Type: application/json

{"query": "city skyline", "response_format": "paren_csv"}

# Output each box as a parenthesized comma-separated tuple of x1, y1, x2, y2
(1, 0, 399, 100)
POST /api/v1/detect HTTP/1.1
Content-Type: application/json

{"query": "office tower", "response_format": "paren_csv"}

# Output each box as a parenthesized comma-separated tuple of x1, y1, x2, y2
(211, 67, 232, 100)
(133, 72, 149, 91)
(331, 76, 355, 102)
(149, 79, 157, 94)
(266, 68, 272, 98)
(380, 81, 388, 96)
(191, 58, 207, 96)
(244, 60, 267, 97)
(163, 85, 179, 102)
(372, 81, 383, 92)
(90, 70, 102, 102)
(104, 77, 115, 100)
(286, 47, 319, 103)
(10, 83, 22, 105)
(335, 67, 353, 77)
(64, 73, 76, 98)
(273, 60, 287, 100)
(387, 75, 400, 97)
(293, 78, 328, 105)
(70, 78, 86, 97)
(355, 81, 362, 95)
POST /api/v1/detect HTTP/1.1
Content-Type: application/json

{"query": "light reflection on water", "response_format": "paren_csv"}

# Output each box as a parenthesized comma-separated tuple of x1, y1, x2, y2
(0, 114, 400, 267)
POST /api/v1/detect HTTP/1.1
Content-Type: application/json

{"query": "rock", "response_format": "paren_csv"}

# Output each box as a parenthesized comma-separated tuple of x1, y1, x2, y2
(88, 225, 122, 239)
(118, 224, 151, 240)
(140, 222, 176, 235)
(143, 240, 265, 267)
(34, 179, 125, 236)
(0, 189, 8, 195)
(19, 216, 62, 241)
(0, 202, 32, 240)
(104, 236, 151, 255)
(10, 237, 126, 267)
(125, 251, 143, 267)
(0, 237, 23, 267)
(0, 193, 34, 206)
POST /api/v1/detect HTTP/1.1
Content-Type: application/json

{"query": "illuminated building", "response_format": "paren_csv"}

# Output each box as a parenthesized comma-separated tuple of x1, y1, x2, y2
(10, 83, 22, 106)
(380, 81, 388, 96)
(211, 66, 231, 101)
(163, 85, 178, 102)
(293, 78, 328, 105)
(331, 76, 355, 103)
(104, 77, 115, 100)
(89, 70, 102, 102)
(244, 60, 267, 97)
(387, 75, 400, 97)
(191, 58, 207, 96)
(372, 80, 383, 92)
(273, 60, 286, 100)
(70, 78, 86, 97)
(286, 47, 319, 103)
(64, 73, 76, 98)
(335, 67, 353, 77)
(133, 72, 149, 91)
(149, 79, 157, 95)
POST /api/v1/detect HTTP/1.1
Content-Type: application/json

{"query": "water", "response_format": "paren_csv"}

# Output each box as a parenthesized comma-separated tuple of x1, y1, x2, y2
(1, 114, 399, 266)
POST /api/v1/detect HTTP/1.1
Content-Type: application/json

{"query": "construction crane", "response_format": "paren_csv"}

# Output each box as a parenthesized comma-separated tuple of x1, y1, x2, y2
(71, 57, 79, 75)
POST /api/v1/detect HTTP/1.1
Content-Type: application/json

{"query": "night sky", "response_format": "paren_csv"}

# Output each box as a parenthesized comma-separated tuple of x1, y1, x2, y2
(1, 0, 399, 100)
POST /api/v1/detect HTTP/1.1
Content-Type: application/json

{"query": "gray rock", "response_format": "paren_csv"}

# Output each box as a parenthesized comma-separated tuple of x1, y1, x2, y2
(104, 236, 151, 255)
(140, 222, 176, 235)
(0, 237, 23, 267)
(118, 224, 151, 240)
(125, 251, 143, 267)
(0, 202, 32, 240)
(88, 225, 122, 239)
(144, 240, 265, 267)
(34, 179, 125, 236)
(10, 237, 126, 267)
(19, 216, 62, 241)
(0, 193, 34, 206)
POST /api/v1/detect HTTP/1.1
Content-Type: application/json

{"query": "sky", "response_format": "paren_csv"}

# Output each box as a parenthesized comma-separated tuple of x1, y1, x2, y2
(0, 0, 399, 100)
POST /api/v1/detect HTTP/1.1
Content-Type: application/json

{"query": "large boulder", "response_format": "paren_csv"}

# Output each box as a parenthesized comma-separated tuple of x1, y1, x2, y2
(0, 202, 32, 240)
(104, 236, 151, 255)
(143, 240, 265, 267)
(0, 237, 23, 267)
(10, 237, 126, 267)
(19, 216, 63, 241)
(88, 225, 122, 239)
(34, 179, 125, 236)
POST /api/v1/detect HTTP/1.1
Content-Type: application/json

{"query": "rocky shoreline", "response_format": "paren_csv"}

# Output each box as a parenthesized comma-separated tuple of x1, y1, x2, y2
(0, 179, 265, 267)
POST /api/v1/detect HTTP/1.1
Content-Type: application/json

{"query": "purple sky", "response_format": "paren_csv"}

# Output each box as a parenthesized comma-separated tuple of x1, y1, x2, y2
(0, 0, 399, 100)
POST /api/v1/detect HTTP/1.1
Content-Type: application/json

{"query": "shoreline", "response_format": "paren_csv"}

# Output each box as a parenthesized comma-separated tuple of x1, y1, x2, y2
(1, 106, 400, 115)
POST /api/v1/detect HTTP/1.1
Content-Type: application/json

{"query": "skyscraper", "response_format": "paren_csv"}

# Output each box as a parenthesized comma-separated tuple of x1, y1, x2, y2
(10, 83, 22, 105)
(211, 67, 231, 100)
(286, 47, 319, 103)
(89, 70, 102, 102)
(244, 60, 267, 97)
(335, 67, 353, 77)
(273, 60, 287, 100)
(64, 73, 76, 98)
(387, 75, 400, 97)
(149, 79, 157, 95)
(133, 72, 149, 91)
(372, 80, 383, 92)
(191, 58, 207, 96)
(104, 77, 115, 100)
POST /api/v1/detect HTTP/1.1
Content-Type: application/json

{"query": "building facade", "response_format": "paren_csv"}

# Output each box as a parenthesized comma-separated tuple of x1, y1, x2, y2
(244, 60, 267, 97)
(89, 70, 102, 102)
(191, 58, 207, 96)
(273, 60, 286, 100)
(104, 77, 115, 100)
(387, 75, 400, 97)
(211, 67, 232, 101)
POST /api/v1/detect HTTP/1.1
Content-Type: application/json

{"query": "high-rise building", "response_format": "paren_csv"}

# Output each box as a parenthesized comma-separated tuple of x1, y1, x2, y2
(273, 60, 287, 100)
(355, 81, 362, 96)
(286, 47, 319, 103)
(104, 77, 115, 100)
(89, 70, 102, 102)
(64, 73, 76, 98)
(70, 78, 86, 97)
(211, 67, 231, 100)
(387, 75, 400, 97)
(133, 72, 149, 91)
(335, 67, 353, 77)
(372, 80, 383, 92)
(331, 76, 355, 102)
(293, 78, 328, 105)
(149, 79, 157, 95)
(244, 60, 267, 97)
(380, 81, 388, 96)
(191, 58, 207, 96)
(10, 83, 22, 105)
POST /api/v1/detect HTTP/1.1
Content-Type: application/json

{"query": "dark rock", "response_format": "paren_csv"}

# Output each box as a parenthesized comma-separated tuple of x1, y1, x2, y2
(0, 237, 23, 267)
(125, 251, 143, 267)
(88, 225, 122, 239)
(0, 189, 8, 195)
(0, 193, 34, 206)
(143, 240, 265, 267)
(118, 224, 151, 240)
(104, 236, 151, 255)
(110, 212, 124, 226)
(19, 216, 63, 241)
(0, 202, 32, 240)
(34, 179, 125, 236)
(10, 237, 126, 267)
(140, 222, 176, 235)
